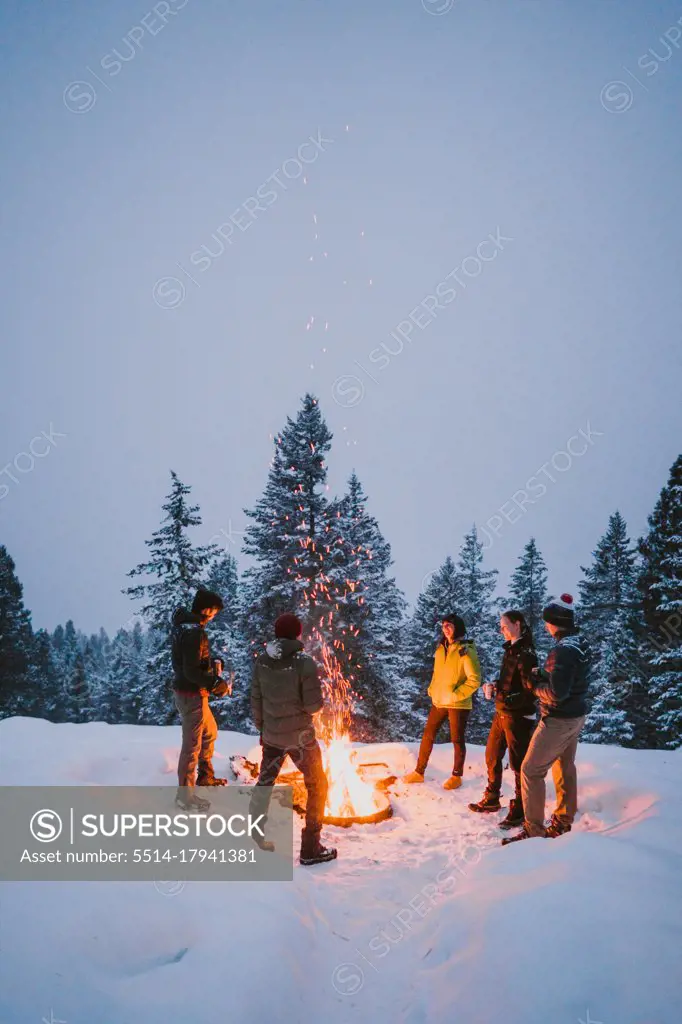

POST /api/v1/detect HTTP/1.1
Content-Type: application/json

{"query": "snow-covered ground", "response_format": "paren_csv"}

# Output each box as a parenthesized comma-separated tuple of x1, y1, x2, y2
(0, 717, 680, 1024)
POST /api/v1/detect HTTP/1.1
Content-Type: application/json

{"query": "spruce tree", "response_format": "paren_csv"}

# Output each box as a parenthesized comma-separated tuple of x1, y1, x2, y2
(403, 556, 462, 734)
(325, 473, 406, 740)
(454, 526, 500, 743)
(579, 511, 640, 744)
(0, 545, 33, 717)
(28, 629, 62, 720)
(60, 621, 91, 723)
(638, 455, 682, 749)
(242, 394, 333, 652)
(508, 538, 550, 653)
(125, 471, 217, 723)
(207, 552, 252, 732)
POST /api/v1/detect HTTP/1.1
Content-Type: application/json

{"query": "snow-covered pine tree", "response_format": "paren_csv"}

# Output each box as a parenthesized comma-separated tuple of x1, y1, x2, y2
(114, 621, 148, 724)
(207, 552, 252, 732)
(0, 545, 33, 718)
(403, 556, 461, 732)
(581, 609, 636, 744)
(28, 628, 62, 720)
(454, 526, 500, 743)
(60, 620, 92, 723)
(508, 538, 550, 654)
(242, 394, 333, 655)
(579, 511, 640, 744)
(125, 471, 218, 724)
(84, 629, 116, 722)
(324, 473, 407, 741)
(638, 454, 682, 749)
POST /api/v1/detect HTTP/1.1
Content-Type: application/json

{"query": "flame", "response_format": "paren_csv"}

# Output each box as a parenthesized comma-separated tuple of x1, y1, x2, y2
(314, 640, 381, 819)
(322, 734, 382, 818)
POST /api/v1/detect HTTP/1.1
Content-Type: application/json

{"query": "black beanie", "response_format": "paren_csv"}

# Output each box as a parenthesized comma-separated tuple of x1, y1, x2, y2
(192, 589, 224, 614)
(441, 613, 466, 639)
(542, 593, 575, 629)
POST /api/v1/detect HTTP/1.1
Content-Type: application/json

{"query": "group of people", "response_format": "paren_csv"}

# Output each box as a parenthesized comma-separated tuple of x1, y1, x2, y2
(170, 588, 590, 865)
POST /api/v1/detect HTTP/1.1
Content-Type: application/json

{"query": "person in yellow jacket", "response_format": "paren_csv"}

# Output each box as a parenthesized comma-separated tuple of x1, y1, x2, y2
(403, 613, 481, 790)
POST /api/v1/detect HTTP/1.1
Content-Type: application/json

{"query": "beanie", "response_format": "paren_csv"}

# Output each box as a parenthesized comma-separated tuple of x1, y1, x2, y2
(441, 613, 466, 639)
(274, 613, 303, 640)
(542, 593, 575, 629)
(192, 588, 224, 614)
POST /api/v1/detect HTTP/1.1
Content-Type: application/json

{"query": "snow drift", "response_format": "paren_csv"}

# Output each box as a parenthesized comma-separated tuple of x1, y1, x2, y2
(0, 716, 680, 1024)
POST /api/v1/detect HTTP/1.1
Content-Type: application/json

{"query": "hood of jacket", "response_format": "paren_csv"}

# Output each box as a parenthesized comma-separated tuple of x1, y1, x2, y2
(172, 607, 202, 628)
(264, 637, 304, 660)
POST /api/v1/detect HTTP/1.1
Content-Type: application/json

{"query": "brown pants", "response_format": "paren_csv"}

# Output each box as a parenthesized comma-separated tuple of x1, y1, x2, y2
(174, 691, 218, 788)
(521, 715, 585, 837)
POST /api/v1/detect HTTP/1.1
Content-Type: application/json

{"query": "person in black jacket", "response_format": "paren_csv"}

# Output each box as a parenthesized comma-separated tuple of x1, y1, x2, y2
(503, 594, 590, 845)
(172, 588, 232, 809)
(468, 610, 538, 828)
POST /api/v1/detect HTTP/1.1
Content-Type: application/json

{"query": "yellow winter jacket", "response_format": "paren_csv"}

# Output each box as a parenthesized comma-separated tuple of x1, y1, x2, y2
(427, 640, 482, 709)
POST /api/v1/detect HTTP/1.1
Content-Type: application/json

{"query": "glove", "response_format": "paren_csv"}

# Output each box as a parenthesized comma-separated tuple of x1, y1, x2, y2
(212, 678, 230, 698)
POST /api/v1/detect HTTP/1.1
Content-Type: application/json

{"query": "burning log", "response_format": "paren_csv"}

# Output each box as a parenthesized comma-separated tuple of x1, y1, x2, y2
(230, 750, 395, 826)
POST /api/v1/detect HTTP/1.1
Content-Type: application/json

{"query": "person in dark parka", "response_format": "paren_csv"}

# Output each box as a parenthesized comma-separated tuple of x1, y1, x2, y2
(468, 610, 538, 828)
(172, 588, 232, 809)
(250, 613, 337, 866)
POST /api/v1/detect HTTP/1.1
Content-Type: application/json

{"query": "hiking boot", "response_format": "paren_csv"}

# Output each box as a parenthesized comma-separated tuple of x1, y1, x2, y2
(175, 790, 210, 812)
(402, 770, 425, 784)
(468, 793, 502, 813)
(501, 826, 531, 846)
(546, 815, 572, 839)
(300, 844, 338, 866)
(443, 775, 462, 791)
(253, 834, 275, 853)
(196, 774, 228, 786)
(499, 799, 525, 831)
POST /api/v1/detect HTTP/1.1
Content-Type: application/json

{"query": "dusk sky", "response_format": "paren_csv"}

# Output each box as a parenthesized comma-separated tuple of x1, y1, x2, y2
(1, 0, 681, 636)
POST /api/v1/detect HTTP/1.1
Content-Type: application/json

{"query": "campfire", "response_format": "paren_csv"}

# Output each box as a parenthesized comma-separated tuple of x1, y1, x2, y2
(232, 641, 394, 826)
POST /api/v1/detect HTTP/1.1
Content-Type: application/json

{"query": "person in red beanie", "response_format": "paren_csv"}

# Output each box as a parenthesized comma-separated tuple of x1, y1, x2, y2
(249, 613, 337, 866)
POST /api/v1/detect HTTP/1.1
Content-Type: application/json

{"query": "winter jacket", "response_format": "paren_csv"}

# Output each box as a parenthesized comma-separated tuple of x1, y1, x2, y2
(427, 639, 481, 710)
(171, 608, 220, 695)
(533, 631, 590, 719)
(494, 633, 537, 716)
(251, 638, 323, 750)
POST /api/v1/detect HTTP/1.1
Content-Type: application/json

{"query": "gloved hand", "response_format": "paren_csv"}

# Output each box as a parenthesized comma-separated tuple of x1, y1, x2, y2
(212, 678, 230, 698)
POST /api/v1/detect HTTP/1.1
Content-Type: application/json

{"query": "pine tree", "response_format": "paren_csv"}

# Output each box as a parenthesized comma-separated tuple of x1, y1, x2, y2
(454, 526, 500, 743)
(115, 622, 148, 724)
(28, 629, 62, 720)
(207, 552, 252, 732)
(579, 511, 640, 744)
(581, 610, 636, 745)
(638, 455, 682, 749)
(403, 556, 461, 732)
(242, 394, 333, 652)
(508, 538, 550, 653)
(325, 473, 406, 740)
(125, 471, 217, 724)
(0, 545, 33, 717)
(60, 620, 91, 723)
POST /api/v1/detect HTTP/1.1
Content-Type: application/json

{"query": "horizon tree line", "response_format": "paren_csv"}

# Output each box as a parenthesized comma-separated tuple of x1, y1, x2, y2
(0, 395, 680, 750)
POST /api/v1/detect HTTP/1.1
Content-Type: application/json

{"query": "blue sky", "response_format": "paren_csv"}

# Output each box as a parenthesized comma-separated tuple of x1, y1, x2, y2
(1, 0, 681, 634)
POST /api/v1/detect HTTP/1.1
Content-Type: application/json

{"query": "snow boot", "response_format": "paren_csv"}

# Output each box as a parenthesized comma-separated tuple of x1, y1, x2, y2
(501, 825, 532, 846)
(546, 815, 572, 839)
(468, 792, 502, 813)
(443, 775, 462, 791)
(196, 774, 228, 786)
(175, 790, 210, 812)
(499, 798, 525, 830)
(402, 770, 425, 784)
(253, 834, 275, 853)
(300, 844, 338, 866)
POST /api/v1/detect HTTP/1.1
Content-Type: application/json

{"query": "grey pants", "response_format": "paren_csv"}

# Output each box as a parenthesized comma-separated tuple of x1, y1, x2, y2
(521, 715, 585, 836)
(174, 691, 218, 788)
